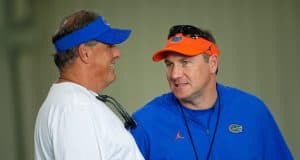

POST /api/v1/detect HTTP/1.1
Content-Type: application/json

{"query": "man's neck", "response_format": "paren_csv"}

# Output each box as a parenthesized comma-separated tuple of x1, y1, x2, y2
(179, 85, 218, 110)
(56, 69, 103, 93)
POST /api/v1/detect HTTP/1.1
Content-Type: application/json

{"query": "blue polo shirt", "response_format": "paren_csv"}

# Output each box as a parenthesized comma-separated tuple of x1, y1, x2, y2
(130, 83, 293, 160)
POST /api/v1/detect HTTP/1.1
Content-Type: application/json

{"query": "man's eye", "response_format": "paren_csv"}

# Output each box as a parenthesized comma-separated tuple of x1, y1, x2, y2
(182, 60, 189, 65)
(108, 44, 115, 48)
(164, 61, 172, 67)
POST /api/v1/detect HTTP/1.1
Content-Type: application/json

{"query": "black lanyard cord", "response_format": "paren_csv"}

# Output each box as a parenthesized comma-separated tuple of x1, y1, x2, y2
(180, 105, 200, 160)
(96, 94, 137, 129)
(206, 91, 221, 159)
(179, 89, 221, 160)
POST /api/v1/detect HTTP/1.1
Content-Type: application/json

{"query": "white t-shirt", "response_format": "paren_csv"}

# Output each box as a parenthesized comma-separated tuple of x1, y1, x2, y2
(34, 82, 144, 160)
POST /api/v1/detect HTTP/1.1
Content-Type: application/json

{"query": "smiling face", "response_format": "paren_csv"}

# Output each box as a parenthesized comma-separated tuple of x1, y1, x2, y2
(89, 42, 120, 88)
(164, 52, 218, 103)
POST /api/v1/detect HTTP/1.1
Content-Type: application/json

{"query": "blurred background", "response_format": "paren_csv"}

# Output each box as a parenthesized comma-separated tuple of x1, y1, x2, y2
(0, 0, 299, 159)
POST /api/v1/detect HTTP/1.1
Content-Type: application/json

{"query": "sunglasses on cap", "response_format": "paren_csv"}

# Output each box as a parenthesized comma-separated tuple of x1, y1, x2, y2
(168, 25, 204, 38)
(168, 25, 216, 44)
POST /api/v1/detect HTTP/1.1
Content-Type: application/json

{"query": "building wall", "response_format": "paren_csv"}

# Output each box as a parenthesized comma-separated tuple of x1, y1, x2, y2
(0, 0, 299, 159)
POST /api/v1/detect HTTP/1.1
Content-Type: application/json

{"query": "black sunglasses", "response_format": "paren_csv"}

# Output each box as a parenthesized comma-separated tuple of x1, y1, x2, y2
(168, 25, 204, 39)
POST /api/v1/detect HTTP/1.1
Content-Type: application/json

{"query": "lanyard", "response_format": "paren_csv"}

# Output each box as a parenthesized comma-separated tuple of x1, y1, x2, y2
(96, 94, 136, 129)
(179, 89, 221, 160)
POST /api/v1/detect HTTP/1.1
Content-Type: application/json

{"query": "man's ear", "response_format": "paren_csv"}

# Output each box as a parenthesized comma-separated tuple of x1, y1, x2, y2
(77, 44, 90, 64)
(209, 54, 218, 74)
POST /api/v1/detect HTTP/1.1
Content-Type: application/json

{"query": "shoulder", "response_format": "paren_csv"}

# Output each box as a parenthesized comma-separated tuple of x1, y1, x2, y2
(218, 83, 265, 105)
(218, 83, 271, 117)
(51, 82, 92, 101)
(47, 82, 99, 109)
(37, 82, 107, 126)
(132, 92, 176, 122)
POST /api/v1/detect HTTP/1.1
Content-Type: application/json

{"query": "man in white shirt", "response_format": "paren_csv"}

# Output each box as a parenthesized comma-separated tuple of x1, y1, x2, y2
(34, 10, 144, 160)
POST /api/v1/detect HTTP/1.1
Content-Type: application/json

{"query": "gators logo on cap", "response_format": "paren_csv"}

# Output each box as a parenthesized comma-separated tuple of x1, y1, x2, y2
(171, 36, 182, 43)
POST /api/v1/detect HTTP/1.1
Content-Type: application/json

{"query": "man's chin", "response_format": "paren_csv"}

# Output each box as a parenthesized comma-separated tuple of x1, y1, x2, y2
(103, 75, 116, 87)
(109, 76, 116, 84)
(173, 92, 189, 100)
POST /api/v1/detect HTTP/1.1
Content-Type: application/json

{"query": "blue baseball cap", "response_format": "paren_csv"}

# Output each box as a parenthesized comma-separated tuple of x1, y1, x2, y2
(54, 16, 131, 53)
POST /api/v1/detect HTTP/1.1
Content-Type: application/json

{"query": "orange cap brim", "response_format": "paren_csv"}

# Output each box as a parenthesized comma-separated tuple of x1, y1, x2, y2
(152, 33, 220, 62)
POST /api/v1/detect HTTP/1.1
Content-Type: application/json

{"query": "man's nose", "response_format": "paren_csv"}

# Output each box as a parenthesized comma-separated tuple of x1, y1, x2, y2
(112, 47, 120, 58)
(170, 65, 183, 80)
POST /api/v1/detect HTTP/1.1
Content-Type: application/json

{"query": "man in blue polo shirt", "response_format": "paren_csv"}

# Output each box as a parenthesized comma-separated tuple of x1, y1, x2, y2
(130, 25, 293, 160)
